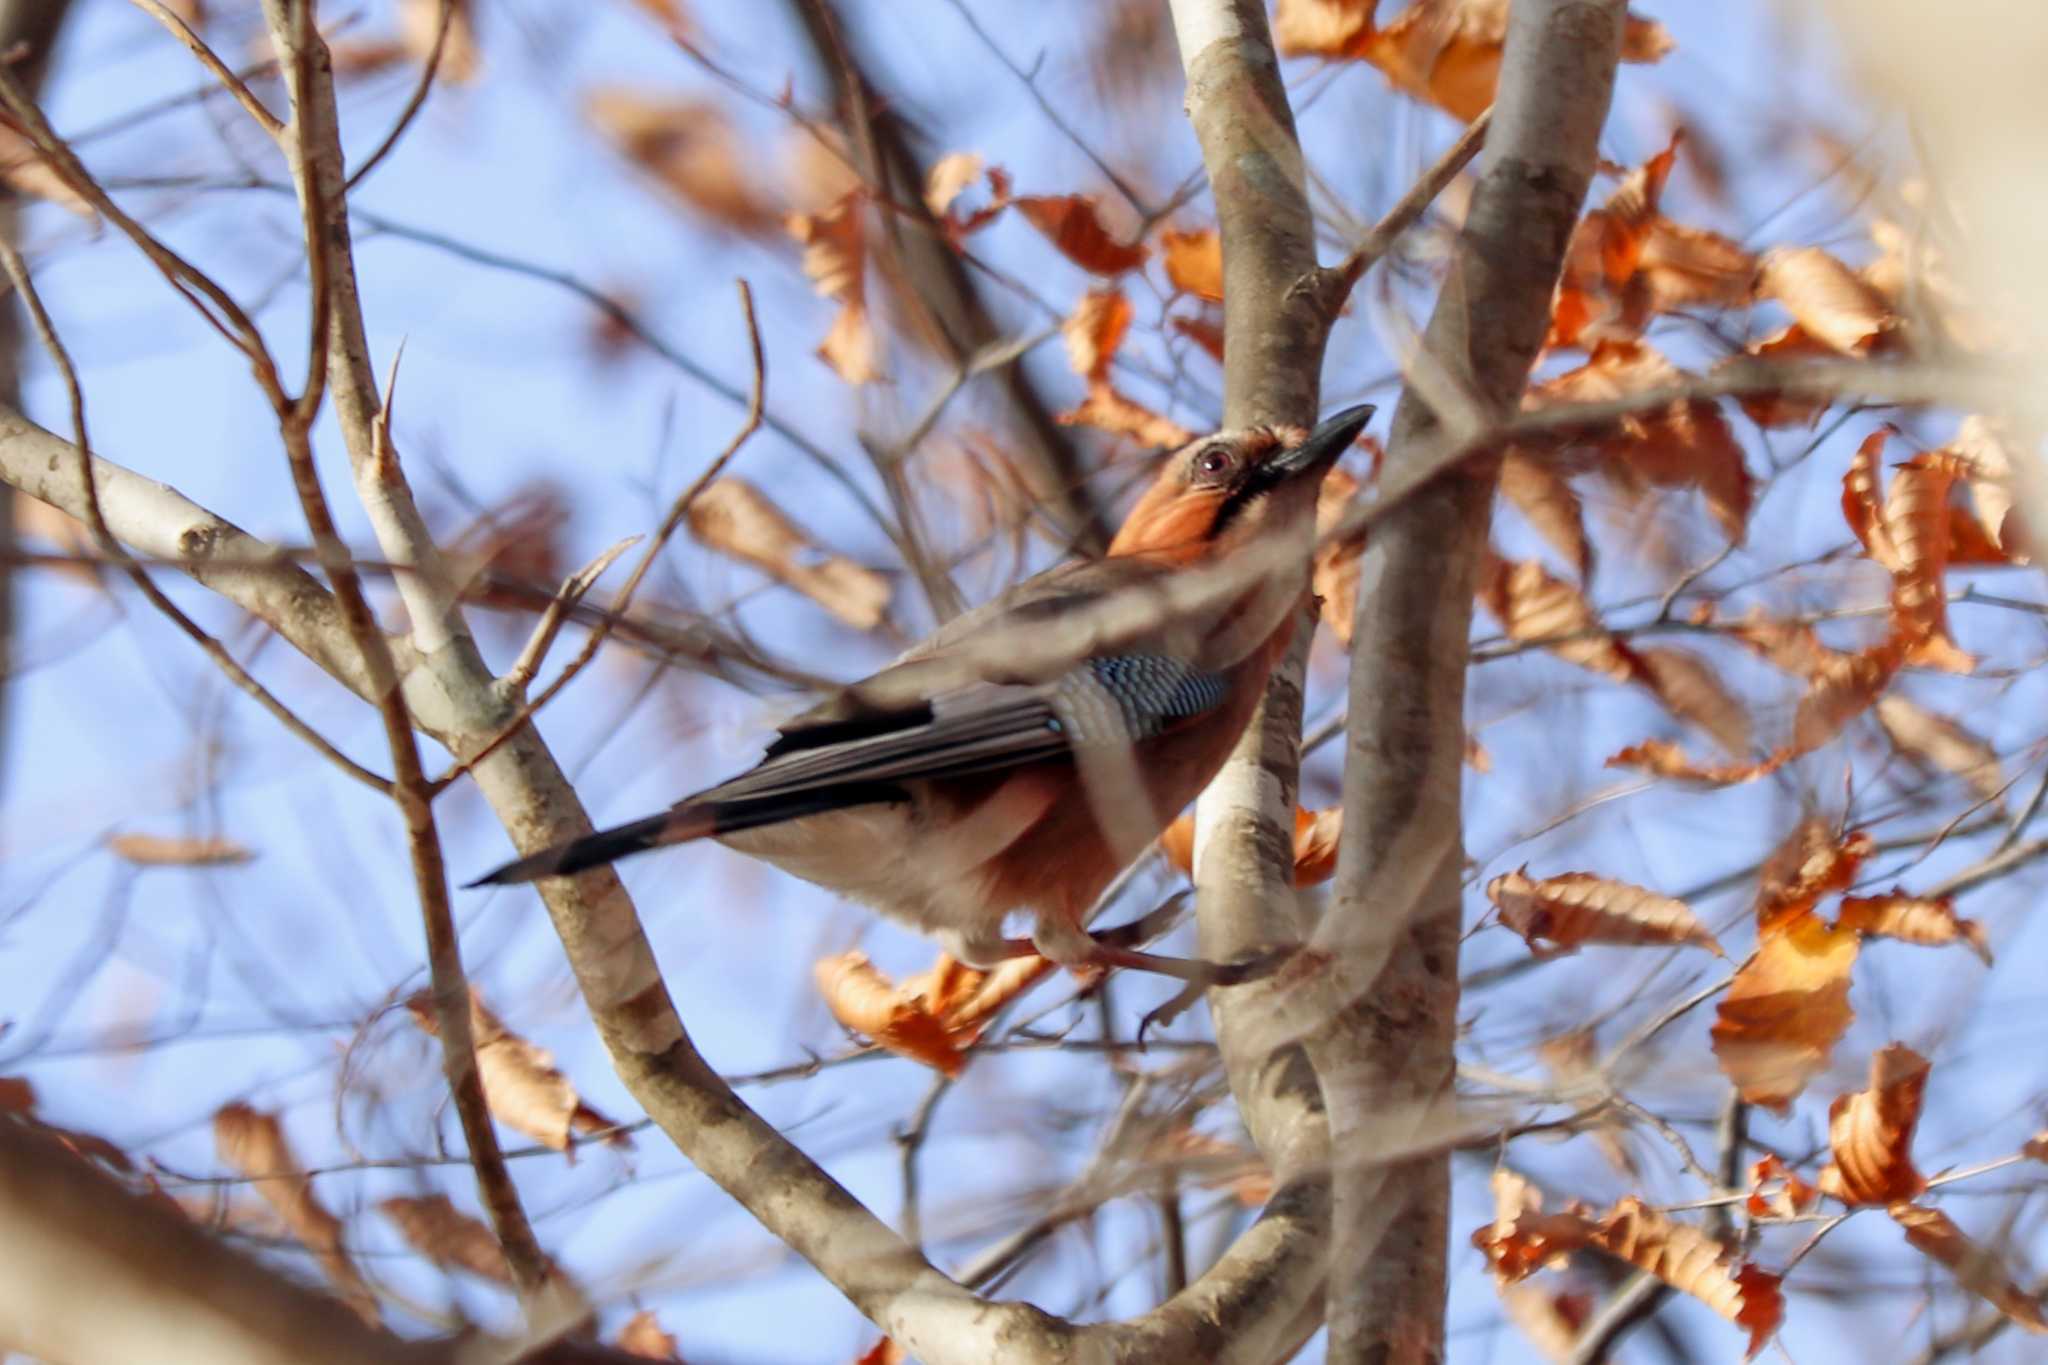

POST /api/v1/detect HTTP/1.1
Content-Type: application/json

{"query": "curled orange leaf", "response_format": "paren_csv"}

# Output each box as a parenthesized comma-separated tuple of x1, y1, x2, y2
(1588, 1199, 1783, 1359)
(1836, 892, 1991, 965)
(1818, 1043, 1930, 1206)
(1486, 868, 1722, 956)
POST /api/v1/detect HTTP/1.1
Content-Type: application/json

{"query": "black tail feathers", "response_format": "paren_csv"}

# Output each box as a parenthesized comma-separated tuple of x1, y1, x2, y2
(463, 808, 709, 887)
(462, 781, 908, 889)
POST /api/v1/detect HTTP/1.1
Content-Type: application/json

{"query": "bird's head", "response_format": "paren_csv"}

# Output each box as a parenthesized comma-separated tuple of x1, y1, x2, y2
(1107, 404, 1375, 563)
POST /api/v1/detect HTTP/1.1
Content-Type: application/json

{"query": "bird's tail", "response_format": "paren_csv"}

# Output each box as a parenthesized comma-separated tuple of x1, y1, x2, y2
(464, 806, 718, 887)
(463, 782, 906, 888)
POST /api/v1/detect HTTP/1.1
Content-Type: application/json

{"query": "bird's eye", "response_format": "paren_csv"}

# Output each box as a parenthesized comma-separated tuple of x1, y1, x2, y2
(1194, 446, 1232, 479)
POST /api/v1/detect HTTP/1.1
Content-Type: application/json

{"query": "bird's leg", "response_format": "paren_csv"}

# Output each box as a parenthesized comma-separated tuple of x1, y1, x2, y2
(1032, 893, 1293, 1036)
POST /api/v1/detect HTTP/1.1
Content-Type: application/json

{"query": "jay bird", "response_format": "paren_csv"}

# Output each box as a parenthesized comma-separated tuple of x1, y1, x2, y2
(471, 404, 1373, 982)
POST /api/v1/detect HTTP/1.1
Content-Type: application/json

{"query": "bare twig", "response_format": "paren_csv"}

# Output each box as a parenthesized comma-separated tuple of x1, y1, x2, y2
(346, 0, 452, 189)
(1303, 106, 1493, 318)
(128, 0, 284, 139)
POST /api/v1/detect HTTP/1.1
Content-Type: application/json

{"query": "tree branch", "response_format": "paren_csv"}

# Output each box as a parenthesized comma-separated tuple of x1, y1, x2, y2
(1317, 4, 1628, 1361)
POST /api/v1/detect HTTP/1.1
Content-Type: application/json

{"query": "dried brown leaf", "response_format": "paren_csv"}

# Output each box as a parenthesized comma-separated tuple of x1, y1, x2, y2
(1527, 341, 1753, 541)
(1273, 0, 1379, 58)
(1588, 1199, 1783, 1358)
(1159, 805, 1343, 888)
(1013, 194, 1147, 275)
(585, 92, 780, 236)
(1892, 1204, 2048, 1333)
(617, 1309, 683, 1359)
(1056, 385, 1195, 449)
(1498, 451, 1592, 581)
(1710, 910, 1858, 1112)
(923, 151, 984, 218)
(107, 833, 254, 867)
(1605, 739, 1783, 786)
(379, 1194, 513, 1285)
(1169, 311, 1225, 363)
(814, 951, 979, 1077)
(1756, 821, 1873, 927)
(1476, 552, 1644, 684)
(0, 124, 91, 217)
(407, 990, 630, 1157)
(787, 193, 886, 385)
(1817, 1044, 1930, 1205)
(1745, 1154, 1820, 1220)
(397, 0, 480, 83)
(214, 1103, 378, 1321)
(1790, 638, 1905, 754)
(1471, 1169, 1592, 1282)
(1061, 288, 1133, 383)
(688, 477, 892, 630)
(1638, 646, 1751, 757)
(1837, 892, 1992, 965)
(1357, 1, 1673, 122)
(1727, 323, 1836, 428)
(1314, 466, 1367, 639)
(1757, 246, 1896, 355)
(1486, 868, 1722, 956)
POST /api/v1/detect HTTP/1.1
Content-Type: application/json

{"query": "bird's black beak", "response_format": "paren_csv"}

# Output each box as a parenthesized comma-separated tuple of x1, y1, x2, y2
(1273, 403, 1375, 479)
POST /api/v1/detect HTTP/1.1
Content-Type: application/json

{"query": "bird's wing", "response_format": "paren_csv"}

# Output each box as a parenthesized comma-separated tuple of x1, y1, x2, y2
(711, 560, 1232, 805)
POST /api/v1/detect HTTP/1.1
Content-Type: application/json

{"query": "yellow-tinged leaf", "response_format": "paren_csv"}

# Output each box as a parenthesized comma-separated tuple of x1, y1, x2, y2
(1837, 892, 1992, 964)
(397, 0, 481, 83)
(1757, 246, 1896, 355)
(923, 151, 984, 217)
(1486, 868, 1721, 955)
(214, 1104, 378, 1322)
(107, 833, 254, 867)
(687, 477, 892, 630)
(1817, 1043, 1930, 1206)
(1013, 194, 1147, 274)
(1161, 228, 1224, 301)
(1273, 0, 1379, 58)
(616, 1309, 682, 1359)
(1892, 1204, 2048, 1333)
(1711, 910, 1858, 1112)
